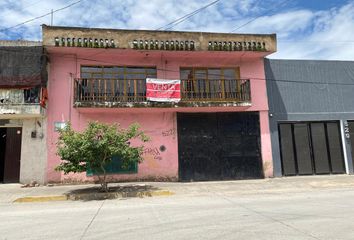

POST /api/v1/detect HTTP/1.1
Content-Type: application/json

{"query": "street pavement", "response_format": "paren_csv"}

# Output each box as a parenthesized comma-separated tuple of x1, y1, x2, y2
(1, 175, 354, 239)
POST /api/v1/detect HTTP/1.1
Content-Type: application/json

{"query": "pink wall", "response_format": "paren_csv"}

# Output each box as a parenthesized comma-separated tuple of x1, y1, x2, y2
(46, 48, 273, 182)
(63, 112, 178, 182)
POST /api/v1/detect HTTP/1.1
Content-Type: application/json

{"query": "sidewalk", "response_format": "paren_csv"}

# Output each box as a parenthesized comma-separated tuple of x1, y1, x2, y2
(1, 175, 354, 203)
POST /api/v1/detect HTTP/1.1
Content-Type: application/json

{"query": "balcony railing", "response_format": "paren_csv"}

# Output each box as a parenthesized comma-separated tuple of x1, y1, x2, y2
(0, 88, 40, 104)
(181, 79, 250, 102)
(0, 88, 42, 116)
(74, 78, 251, 104)
(74, 78, 146, 103)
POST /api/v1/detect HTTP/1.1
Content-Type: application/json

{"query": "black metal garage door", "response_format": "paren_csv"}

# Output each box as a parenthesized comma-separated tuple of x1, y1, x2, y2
(279, 122, 345, 176)
(177, 112, 263, 181)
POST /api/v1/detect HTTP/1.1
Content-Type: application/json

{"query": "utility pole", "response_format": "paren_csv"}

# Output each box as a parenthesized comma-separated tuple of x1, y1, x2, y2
(51, 9, 53, 26)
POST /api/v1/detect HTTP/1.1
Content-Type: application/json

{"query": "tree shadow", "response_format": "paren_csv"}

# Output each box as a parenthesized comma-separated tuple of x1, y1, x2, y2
(65, 184, 160, 201)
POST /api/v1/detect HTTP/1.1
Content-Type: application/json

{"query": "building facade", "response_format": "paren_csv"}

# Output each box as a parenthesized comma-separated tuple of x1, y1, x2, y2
(265, 59, 354, 177)
(0, 41, 48, 184)
(43, 25, 276, 183)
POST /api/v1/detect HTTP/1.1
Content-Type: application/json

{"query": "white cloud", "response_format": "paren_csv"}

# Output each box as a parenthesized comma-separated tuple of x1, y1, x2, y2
(268, 2, 354, 60)
(0, 0, 353, 60)
(243, 10, 314, 37)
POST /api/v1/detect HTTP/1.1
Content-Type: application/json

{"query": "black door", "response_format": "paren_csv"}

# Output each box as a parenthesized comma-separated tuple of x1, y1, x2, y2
(0, 128, 6, 182)
(1, 128, 22, 183)
(310, 123, 331, 174)
(279, 122, 345, 176)
(294, 123, 313, 174)
(177, 112, 263, 181)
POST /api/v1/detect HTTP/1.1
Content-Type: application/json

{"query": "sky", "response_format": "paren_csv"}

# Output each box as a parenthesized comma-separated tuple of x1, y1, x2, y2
(0, 0, 353, 60)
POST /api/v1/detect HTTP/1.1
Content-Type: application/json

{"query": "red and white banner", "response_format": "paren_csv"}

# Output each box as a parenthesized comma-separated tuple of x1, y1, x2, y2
(146, 78, 181, 102)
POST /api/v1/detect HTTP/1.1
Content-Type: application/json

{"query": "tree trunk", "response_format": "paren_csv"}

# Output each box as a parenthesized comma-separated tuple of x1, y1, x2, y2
(98, 164, 108, 192)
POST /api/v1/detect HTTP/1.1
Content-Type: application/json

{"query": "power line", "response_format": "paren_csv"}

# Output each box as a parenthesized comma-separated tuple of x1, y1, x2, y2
(3, 47, 354, 86)
(2, 49, 353, 86)
(229, 0, 292, 33)
(1, 0, 47, 18)
(0, 0, 84, 32)
(52, 54, 354, 86)
(156, 0, 221, 31)
(278, 40, 354, 44)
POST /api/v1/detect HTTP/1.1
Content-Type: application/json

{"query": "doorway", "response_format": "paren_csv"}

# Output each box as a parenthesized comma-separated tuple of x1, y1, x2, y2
(279, 121, 345, 176)
(0, 128, 22, 183)
(177, 112, 263, 181)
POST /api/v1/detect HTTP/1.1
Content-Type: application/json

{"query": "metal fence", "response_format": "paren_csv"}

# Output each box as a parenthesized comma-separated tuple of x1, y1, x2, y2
(181, 78, 250, 102)
(0, 88, 40, 104)
(74, 78, 251, 103)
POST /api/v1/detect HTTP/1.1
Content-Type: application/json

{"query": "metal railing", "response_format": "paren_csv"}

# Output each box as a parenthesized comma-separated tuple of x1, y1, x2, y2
(74, 78, 251, 103)
(74, 78, 147, 102)
(181, 79, 250, 102)
(0, 88, 40, 104)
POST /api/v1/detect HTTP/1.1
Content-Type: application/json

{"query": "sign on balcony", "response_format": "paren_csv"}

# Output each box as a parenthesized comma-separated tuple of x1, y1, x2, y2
(146, 78, 181, 102)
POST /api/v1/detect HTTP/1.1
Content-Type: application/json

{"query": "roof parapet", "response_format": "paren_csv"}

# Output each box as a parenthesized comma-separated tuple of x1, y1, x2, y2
(42, 25, 277, 53)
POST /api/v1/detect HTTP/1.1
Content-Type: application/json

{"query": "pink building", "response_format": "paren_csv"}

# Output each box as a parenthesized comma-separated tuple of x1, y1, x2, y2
(43, 25, 277, 183)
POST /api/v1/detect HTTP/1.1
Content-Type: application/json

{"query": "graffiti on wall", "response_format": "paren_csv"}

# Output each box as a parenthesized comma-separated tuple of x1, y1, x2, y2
(143, 147, 162, 160)
(162, 128, 176, 139)
(142, 146, 162, 169)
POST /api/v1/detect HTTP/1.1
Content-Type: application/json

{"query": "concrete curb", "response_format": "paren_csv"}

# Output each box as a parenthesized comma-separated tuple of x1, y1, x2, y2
(14, 195, 68, 203)
(66, 190, 174, 201)
(13, 190, 174, 203)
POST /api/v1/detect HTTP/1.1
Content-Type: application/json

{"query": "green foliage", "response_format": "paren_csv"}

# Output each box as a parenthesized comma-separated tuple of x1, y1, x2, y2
(55, 121, 149, 191)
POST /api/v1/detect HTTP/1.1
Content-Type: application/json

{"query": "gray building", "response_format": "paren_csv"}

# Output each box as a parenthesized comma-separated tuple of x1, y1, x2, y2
(265, 59, 354, 177)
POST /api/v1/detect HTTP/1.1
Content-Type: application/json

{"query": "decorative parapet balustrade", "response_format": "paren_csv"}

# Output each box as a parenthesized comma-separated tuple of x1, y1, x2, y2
(43, 25, 277, 53)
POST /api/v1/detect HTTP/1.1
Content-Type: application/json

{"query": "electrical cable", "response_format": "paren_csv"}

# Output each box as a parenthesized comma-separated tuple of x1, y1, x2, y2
(1, 0, 47, 18)
(52, 53, 354, 86)
(278, 40, 354, 44)
(156, 0, 221, 31)
(2, 45, 354, 85)
(0, 0, 85, 32)
(229, 0, 292, 33)
(3, 50, 354, 86)
(1, 44, 354, 85)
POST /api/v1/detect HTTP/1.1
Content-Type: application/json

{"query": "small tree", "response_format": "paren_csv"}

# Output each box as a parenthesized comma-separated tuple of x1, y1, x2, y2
(55, 121, 149, 192)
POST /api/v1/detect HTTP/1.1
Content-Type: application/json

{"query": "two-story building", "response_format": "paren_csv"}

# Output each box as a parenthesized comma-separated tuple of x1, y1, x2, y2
(43, 25, 276, 183)
(0, 40, 48, 184)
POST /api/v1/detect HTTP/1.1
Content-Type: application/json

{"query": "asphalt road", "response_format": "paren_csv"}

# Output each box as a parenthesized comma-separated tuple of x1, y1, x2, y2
(1, 186, 354, 240)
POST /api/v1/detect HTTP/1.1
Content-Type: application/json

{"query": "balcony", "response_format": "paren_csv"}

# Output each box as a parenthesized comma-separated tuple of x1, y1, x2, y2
(73, 78, 251, 108)
(0, 88, 43, 118)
